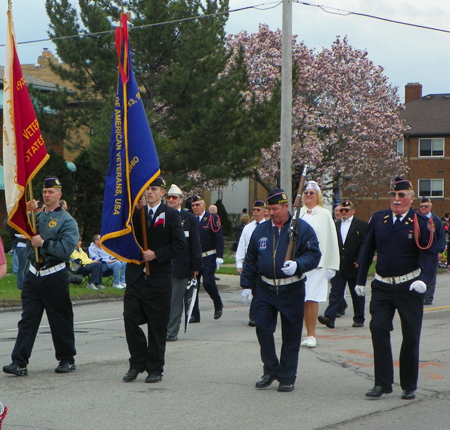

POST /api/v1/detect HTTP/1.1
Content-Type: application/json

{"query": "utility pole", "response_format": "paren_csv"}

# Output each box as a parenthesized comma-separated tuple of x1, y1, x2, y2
(280, 0, 293, 204)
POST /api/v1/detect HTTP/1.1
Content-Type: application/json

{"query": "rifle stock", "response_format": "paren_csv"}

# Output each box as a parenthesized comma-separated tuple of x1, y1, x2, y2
(284, 165, 308, 262)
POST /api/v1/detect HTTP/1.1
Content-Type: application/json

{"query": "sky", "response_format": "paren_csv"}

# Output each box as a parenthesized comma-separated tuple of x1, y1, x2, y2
(1, 0, 450, 102)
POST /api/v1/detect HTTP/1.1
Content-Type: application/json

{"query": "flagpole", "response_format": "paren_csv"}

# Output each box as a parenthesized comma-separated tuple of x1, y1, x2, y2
(140, 206, 150, 275)
(27, 183, 41, 262)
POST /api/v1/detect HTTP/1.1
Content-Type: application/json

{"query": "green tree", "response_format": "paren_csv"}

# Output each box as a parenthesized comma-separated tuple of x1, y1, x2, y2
(36, 0, 276, 187)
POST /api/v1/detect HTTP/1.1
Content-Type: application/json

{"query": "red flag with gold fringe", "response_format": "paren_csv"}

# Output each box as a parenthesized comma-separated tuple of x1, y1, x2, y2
(3, 2, 49, 238)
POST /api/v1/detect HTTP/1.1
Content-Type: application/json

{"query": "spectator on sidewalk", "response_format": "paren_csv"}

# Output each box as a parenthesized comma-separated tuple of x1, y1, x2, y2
(89, 234, 126, 289)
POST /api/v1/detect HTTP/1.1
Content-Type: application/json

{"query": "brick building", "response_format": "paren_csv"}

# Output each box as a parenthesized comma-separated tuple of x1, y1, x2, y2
(353, 83, 450, 221)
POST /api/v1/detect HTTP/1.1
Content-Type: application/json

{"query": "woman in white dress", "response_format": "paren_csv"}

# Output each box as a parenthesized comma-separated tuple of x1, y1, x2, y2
(299, 181, 340, 348)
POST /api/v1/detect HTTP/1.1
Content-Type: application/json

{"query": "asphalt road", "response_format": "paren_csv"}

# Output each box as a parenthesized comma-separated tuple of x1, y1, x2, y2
(1, 274, 450, 430)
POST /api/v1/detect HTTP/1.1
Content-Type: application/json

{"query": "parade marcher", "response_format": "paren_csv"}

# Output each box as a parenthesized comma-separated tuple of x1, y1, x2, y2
(318, 199, 368, 329)
(190, 195, 224, 322)
(89, 234, 126, 289)
(356, 177, 438, 400)
(165, 184, 202, 341)
(122, 177, 185, 383)
(70, 238, 105, 290)
(299, 181, 340, 348)
(418, 197, 446, 305)
(334, 205, 342, 221)
(236, 200, 268, 326)
(241, 189, 321, 392)
(3, 177, 79, 376)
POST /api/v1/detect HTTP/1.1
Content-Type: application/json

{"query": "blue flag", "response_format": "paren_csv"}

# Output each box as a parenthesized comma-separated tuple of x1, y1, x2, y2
(100, 14, 160, 263)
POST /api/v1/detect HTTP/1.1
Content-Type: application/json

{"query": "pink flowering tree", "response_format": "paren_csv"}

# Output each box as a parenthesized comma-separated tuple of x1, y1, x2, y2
(224, 25, 407, 198)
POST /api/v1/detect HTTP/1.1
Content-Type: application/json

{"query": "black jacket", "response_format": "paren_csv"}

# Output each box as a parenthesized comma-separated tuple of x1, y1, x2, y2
(126, 203, 186, 287)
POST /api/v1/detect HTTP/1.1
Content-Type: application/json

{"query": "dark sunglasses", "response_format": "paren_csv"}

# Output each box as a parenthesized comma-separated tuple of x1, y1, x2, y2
(166, 196, 179, 200)
(419, 204, 431, 208)
(303, 191, 315, 195)
(339, 208, 351, 213)
(388, 191, 408, 198)
(191, 203, 202, 207)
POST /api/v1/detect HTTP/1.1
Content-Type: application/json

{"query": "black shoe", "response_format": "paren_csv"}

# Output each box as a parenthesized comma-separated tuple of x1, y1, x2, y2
(352, 322, 364, 328)
(365, 385, 393, 397)
(166, 335, 178, 341)
(189, 316, 200, 323)
(214, 308, 223, 320)
(123, 368, 140, 382)
(277, 382, 295, 392)
(423, 299, 433, 305)
(248, 320, 256, 327)
(214, 276, 220, 281)
(401, 390, 415, 400)
(255, 374, 277, 389)
(145, 373, 162, 383)
(318, 314, 335, 329)
(3, 363, 28, 376)
(55, 361, 76, 373)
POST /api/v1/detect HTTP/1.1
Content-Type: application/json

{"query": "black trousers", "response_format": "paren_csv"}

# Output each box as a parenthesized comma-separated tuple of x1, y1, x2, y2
(123, 274, 172, 374)
(255, 282, 305, 384)
(369, 279, 423, 391)
(326, 273, 365, 323)
(192, 254, 223, 319)
(12, 269, 76, 366)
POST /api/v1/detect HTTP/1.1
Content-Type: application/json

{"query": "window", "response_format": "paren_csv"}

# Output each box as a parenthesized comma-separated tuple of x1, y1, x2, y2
(418, 138, 444, 157)
(396, 139, 404, 157)
(418, 179, 444, 197)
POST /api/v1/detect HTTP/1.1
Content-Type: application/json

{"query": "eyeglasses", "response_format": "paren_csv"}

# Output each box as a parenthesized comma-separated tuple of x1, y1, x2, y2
(191, 203, 202, 207)
(166, 196, 179, 201)
(419, 204, 431, 208)
(253, 208, 263, 212)
(388, 191, 409, 198)
(339, 208, 351, 213)
(304, 191, 315, 195)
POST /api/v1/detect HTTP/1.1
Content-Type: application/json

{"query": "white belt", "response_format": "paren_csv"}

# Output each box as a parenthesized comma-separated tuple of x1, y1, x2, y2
(374, 269, 421, 285)
(29, 262, 66, 277)
(262, 274, 305, 286)
(202, 249, 216, 257)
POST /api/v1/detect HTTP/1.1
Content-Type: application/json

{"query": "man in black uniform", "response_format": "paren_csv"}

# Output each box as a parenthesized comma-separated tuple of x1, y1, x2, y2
(356, 177, 437, 400)
(122, 177, 185, 383)
(318, 199, 368, 328)
(3, 177, 79, 376)
(241, 189, 321, 392)
(418, 197, 446, 305)
(190, 195, 224, 322)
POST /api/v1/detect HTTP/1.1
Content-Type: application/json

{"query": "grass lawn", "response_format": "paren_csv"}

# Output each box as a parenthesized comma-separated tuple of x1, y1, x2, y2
(1, 246, 382, 306)
(0, 253, 125, 308)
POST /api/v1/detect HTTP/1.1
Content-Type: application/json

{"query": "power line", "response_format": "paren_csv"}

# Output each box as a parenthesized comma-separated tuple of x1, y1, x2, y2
(295, 1, 450, 35)
(0, 1, 283, 48)
(2, 1, 449, 49)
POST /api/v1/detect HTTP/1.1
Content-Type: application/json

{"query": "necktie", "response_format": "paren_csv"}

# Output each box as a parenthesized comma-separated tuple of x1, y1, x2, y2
(147, 209, 154, 228)
(198, 216, 202, 223)
(394, 214, 401, 226)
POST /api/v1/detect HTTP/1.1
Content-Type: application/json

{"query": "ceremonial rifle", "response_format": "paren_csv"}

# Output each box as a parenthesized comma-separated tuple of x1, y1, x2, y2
(284, 165, 308, 262)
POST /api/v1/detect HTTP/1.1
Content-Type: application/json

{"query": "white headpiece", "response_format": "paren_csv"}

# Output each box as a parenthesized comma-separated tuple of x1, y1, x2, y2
(167, 184, 184, 197)
(305, 181, 321, 192)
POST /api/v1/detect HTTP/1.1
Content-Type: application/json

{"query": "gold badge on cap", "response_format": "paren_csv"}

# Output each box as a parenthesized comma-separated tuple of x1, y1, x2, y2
(282, 193, 287, 200)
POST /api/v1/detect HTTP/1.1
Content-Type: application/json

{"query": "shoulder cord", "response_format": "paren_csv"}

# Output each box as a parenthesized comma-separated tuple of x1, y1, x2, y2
(413, 213, 434, 250)
(208, 214, 221, 233)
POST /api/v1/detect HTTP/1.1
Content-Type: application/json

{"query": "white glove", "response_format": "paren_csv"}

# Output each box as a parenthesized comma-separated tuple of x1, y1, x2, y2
(216, 258, 224, 271)
(241, 289, 253, 306)
(355, 285, 365, 297)
(326, 269, 336, 280)
(281, 260, 297, 276)
(409, 280, 426, 294)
